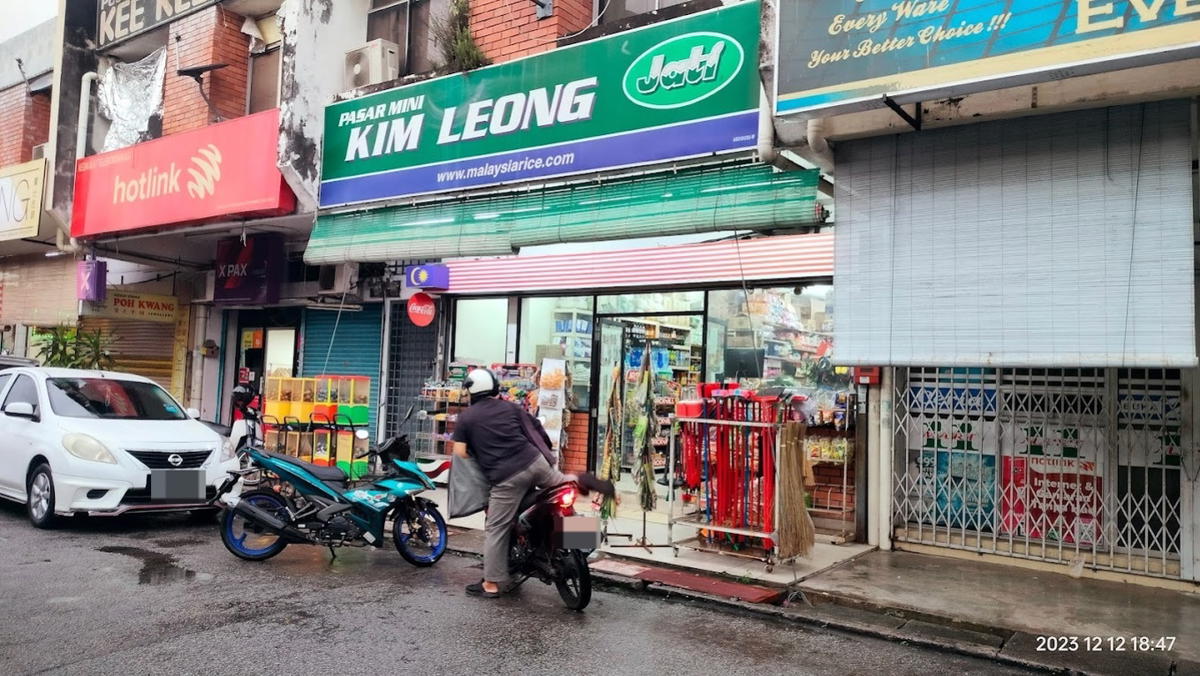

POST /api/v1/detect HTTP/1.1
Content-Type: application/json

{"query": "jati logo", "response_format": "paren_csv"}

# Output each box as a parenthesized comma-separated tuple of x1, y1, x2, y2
(623, 32, 743, 110)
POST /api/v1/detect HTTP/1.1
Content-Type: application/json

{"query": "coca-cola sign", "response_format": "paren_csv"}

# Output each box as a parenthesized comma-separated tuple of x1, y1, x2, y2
(407, 292, 436, 327)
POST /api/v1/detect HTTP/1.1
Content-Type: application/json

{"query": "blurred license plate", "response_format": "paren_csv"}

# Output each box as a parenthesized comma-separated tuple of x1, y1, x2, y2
(557, 515, 600, 550)
(151, 470, 205, 501)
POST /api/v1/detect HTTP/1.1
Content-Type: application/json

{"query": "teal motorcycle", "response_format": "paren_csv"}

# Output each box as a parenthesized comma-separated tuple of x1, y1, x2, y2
(214, 420, 450, 566)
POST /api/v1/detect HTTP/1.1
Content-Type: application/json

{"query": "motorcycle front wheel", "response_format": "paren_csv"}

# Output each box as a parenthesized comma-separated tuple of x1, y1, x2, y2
(553, 549, 592, 611)
(393, 503, 448, 567)
(221, 490, 289, 561)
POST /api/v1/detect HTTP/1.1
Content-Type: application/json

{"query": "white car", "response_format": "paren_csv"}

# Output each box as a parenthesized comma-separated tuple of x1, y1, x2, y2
(0, 366, 239, 528)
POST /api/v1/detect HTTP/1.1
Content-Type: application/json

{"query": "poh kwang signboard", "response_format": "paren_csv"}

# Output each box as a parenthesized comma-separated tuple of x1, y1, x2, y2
(320, 1, 761, 207)
(776, 0, 1200, 115)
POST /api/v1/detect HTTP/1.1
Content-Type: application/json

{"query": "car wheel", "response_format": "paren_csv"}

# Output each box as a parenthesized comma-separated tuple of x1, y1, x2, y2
(27, 464, 58, 529)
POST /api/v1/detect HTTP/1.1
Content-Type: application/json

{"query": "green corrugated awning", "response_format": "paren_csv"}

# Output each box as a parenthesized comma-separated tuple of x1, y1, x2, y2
(305, 163, 822, 264)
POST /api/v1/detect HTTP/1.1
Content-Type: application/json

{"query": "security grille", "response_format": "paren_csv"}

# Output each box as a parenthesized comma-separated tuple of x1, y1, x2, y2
(892, 366, 1189, 580)
(385, 300, 438, 443)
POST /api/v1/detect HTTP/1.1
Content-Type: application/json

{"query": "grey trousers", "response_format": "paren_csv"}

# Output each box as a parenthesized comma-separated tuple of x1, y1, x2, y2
(483, 455, 569, 584)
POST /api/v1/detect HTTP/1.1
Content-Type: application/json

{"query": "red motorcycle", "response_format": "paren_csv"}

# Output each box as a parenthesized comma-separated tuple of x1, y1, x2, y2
(506, 480, 598, 610)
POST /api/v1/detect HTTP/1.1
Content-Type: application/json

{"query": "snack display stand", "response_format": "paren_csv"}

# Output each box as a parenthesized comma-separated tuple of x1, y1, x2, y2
(260, 375, 372, 479)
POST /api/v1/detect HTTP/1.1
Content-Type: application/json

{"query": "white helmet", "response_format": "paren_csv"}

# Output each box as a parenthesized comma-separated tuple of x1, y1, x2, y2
(464, 368, 499, 399)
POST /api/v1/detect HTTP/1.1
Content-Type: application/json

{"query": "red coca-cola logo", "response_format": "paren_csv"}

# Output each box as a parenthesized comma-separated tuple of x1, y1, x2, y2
(407, 292, 437, 327)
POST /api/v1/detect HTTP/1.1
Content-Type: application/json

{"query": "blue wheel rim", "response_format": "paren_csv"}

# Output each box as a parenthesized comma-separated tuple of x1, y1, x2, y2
(225, 494, 286, 556)
(398, 508, 446, 563)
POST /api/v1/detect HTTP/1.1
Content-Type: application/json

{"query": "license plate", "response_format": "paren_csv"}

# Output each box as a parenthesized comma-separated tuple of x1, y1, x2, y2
(150, 470, 205, 502)
(557, 515, 600, 550)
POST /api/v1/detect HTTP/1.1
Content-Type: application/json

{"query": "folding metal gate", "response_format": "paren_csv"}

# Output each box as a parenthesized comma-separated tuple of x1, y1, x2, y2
(892, 367, 1194, 580)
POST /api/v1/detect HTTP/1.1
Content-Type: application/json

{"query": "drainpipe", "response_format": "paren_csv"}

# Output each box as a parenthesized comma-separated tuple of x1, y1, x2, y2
(56, 71, 99, 255)
(806, 118, 834, 173)
(756, 83, 777, 164)
(877, 367, 894, 550)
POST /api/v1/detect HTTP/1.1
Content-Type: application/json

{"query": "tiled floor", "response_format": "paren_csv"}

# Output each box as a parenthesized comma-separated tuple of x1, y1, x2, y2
(428, 485, 872, 586)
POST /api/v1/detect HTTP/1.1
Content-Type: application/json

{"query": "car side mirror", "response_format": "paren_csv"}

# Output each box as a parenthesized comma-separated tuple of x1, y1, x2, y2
(4, 402, 37, 420)
(186, 407, 201, 419)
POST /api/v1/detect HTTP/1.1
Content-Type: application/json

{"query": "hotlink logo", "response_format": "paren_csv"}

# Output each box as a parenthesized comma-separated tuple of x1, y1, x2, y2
(187, 145, 223, 199)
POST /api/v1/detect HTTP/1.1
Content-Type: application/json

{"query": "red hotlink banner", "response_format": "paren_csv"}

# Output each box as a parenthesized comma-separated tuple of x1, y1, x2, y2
(71, 109, 295, 238)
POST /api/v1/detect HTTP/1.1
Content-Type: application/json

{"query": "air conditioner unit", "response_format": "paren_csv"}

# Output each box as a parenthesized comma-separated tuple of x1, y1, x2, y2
(318, 263, 358, 296)
(31, 143, 46, 160)
(197, 271, 215, 303)
(344, 39, 401, 90)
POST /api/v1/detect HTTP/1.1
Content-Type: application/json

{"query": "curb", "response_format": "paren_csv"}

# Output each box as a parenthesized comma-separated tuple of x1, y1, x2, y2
(443, 541, 1063, 673)
(445, 538, 1194, 676)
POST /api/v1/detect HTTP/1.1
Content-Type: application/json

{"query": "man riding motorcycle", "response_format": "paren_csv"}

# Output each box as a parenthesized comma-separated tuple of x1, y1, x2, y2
(452, 368, 613, 598)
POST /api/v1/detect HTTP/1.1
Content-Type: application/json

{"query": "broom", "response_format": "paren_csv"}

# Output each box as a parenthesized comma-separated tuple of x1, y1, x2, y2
(776, 420, 815, 559)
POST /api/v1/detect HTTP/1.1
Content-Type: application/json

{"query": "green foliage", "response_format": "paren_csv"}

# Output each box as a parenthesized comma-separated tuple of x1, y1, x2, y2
(434, 0, 489, 73)
(35, 326, 117, 370)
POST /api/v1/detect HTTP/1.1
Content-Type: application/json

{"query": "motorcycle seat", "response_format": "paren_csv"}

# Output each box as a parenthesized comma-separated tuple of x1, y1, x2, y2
(262, 450, 348, 483)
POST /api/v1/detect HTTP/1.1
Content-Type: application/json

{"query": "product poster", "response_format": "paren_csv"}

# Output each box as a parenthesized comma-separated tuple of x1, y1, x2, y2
(1002, 422, 1106, 462)
(1000, 456, 1104, 545)
(538, 358, 567, 457)
(930, 449, 997, 531)
(904, 415, 998, 530)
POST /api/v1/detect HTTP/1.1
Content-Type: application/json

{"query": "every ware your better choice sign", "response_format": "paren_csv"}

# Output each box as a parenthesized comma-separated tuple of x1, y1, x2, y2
(776, 0, 1200, 115)
(319, 1, 761, 208)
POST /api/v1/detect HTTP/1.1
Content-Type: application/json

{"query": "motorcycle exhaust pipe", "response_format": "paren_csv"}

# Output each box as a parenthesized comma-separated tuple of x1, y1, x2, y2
(223, 494, 308, 541)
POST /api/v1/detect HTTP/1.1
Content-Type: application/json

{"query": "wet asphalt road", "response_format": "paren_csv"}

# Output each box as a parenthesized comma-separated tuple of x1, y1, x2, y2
(0, 502, 1035, 676)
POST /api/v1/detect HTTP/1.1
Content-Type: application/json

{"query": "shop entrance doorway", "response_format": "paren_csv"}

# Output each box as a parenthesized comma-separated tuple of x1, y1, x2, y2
(593, 312, 704, 518)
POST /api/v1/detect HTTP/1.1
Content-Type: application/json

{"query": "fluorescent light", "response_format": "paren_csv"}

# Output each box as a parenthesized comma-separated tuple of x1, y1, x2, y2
(45, 251, 65, 258)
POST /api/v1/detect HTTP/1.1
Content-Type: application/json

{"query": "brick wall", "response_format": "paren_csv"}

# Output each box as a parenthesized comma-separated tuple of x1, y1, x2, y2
(0, 85, 51, 167)
(163, 6, 250, 136)
(470, 0, 592, 63)
(561, 410, 591, 474)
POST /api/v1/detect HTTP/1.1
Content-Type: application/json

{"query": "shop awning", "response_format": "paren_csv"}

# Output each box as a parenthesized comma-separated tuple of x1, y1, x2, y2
(305, 164, 823, 265)
(442, 232, 833, 294)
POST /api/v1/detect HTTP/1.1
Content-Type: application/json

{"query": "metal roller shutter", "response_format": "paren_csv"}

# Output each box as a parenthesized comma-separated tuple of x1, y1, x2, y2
(301, 304, 384, 435)
(78, 317, 175, 388)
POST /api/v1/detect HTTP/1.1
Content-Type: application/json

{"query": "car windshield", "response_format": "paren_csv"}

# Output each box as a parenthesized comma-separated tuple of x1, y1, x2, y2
(46, 378, 188, 421)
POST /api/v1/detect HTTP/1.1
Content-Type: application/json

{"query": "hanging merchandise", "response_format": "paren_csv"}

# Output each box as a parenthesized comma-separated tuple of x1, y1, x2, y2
(629, 343, 658, 512)
(670, 388, 821, 565)
(597, 366, 624, 521)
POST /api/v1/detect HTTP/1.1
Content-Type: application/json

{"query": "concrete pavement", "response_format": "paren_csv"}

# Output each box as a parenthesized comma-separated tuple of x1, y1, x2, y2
(0, 502, 1031, 676)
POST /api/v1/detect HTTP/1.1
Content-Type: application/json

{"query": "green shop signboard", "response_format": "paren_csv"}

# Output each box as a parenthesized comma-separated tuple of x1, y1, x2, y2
(776, 0, 1200, 115)
(320, 1, 761, 208)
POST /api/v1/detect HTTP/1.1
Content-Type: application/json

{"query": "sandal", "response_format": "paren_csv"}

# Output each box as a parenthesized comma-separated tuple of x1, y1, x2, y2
(465, 580, 503, 598)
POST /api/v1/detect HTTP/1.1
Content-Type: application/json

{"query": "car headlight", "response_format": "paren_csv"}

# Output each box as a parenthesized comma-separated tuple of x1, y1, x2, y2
(220, 437, 236, 462)
(62, 433, 117, 464)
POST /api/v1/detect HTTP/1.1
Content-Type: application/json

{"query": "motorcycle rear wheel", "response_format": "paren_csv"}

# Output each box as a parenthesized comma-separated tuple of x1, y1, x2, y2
(553, 549, 592, 611)
(221, 490, 289, 561)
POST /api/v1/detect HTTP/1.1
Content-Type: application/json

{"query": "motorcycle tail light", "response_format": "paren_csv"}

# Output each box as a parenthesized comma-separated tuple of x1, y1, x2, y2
(558, 489, 576, 509)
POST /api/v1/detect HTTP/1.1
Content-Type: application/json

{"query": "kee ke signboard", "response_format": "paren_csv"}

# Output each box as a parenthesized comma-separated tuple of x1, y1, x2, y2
(320, 1, 761, 207)
(98, 0, 219, 49)
(777, 0, 1200, 116)
(0, 159, 46, 242)
(84, 290, 180, 323)
(72, 109, 295, 238)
